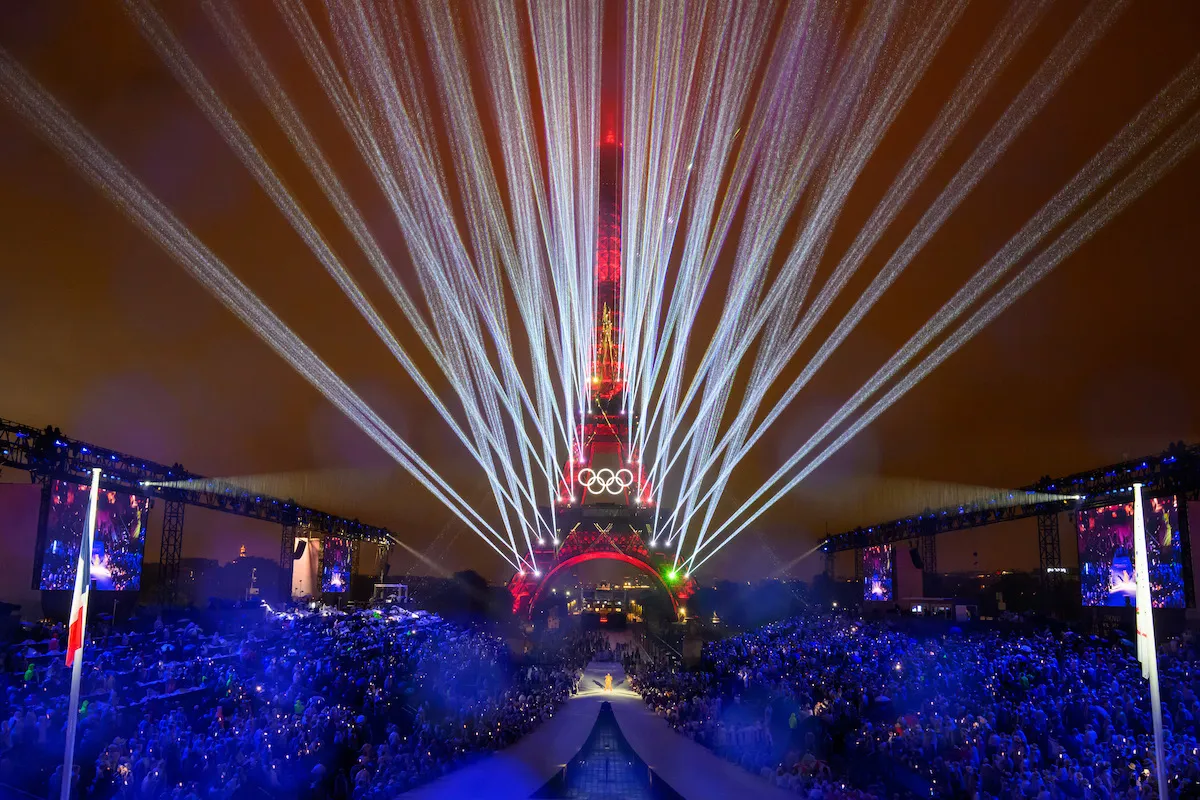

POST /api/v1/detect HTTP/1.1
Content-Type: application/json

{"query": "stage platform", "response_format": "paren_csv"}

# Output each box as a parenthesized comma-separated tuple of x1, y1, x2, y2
(401, 658, 794, 800)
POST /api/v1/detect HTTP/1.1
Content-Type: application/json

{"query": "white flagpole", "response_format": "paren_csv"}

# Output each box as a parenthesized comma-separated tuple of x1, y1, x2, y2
(61, 468, 100, 800)
(1132, 483, 1167, 800)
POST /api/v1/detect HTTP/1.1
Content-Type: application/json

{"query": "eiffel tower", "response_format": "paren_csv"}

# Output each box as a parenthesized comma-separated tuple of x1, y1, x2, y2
(509, 128, 695, 618)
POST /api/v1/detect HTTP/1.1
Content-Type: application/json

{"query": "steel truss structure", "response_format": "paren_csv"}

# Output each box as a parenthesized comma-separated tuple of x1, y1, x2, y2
(158, 500, 186, 604)
(821, 442, 1200, 554)
(919, 533, 938, 575)
(1, 417, 394, 603)
(1036, 512, 1062, 587)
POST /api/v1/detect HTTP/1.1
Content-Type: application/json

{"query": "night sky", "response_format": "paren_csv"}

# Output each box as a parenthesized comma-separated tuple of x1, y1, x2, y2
(1, 1, 1199, 601)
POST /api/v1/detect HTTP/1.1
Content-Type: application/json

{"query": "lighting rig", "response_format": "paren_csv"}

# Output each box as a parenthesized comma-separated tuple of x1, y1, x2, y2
(820, 442, 1200, 591)
(0, 417, 396, 603)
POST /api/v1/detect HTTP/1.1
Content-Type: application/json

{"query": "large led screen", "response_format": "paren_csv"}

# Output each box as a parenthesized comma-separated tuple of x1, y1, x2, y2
(39, 480, 150, 591)
(862, 545, 893, 602)
(1077, 495, 1185, 608)
(321, 536, 351, 594)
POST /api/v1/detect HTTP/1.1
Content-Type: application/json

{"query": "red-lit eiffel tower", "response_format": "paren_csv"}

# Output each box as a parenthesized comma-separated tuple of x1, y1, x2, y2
(509, 129, 695, 618)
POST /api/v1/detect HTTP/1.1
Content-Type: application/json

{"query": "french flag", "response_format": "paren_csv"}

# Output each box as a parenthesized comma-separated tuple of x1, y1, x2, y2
(65, 471, 100, 668)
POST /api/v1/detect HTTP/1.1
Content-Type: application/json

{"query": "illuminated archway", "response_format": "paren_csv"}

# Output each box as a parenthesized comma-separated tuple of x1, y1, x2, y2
(526, 551, 681, 618)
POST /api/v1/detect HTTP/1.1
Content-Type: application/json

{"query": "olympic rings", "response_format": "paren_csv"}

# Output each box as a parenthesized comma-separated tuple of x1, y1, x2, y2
(576, 467, 635, 495)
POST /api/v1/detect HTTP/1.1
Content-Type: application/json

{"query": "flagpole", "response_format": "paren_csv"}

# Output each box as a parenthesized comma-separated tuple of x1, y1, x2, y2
(61, 468, 100, 800)
(1132, 483, 1168, 800)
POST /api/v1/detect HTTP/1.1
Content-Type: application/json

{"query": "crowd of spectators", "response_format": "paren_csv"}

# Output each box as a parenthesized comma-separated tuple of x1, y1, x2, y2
(9, 598, 1199, 799)
(631, 613, 1200, 799)
(1, 606, 598, 798)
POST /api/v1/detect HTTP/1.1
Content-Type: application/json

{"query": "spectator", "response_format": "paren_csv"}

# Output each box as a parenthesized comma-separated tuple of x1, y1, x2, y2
(631, 613, 1200, 798)
(0, 605, 599, 798)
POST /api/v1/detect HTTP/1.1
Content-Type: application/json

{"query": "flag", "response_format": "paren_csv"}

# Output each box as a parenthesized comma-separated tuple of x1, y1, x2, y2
(65, 561, 88, 668)
(1132, 485, 1155, 679)
(1132, 483, 1168, 799)
(65, 472, 100, 668)
(61, 468, 102, 800)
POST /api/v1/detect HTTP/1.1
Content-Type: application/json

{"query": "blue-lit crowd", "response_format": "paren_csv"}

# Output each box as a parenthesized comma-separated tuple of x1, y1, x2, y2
(6, 601, 1200, 800)
(631, 614, 1200, 799)
(0, 609, 598, 798)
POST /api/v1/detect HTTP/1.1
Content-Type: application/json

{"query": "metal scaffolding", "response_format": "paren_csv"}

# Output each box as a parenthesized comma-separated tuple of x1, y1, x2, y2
(0, 418, 395, 544)
(1037, 512, 1062, 587)
(0, 417, 398, 605)
(821, 442, 1200, 552)
(158, 500, 186, 605)
(920, 533, 938, 574)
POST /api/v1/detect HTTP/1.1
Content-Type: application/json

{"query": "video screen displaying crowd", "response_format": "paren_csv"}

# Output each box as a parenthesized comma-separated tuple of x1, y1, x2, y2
(1076, 498, 1186, 609)
(0, 607, 599, 799)
(631, 613, 1200, 800)
(38, 482, 149, 593)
